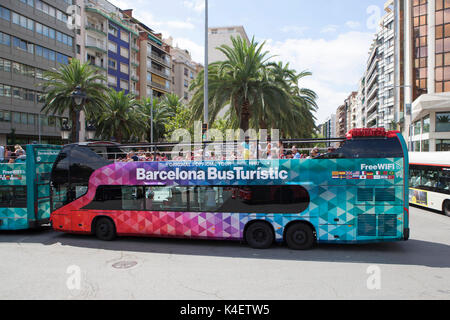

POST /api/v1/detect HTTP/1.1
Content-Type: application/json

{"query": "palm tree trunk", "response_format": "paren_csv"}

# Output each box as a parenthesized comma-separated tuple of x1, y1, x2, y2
(240, 99, 250, 132)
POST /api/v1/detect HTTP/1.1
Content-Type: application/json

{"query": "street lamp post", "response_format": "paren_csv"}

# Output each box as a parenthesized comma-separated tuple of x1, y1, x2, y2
(203, 0, 209, 140)
(70, 86, 86, 143)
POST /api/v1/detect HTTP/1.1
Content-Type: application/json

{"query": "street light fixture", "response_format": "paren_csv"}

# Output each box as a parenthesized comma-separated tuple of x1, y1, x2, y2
(60, 119, 71, 141)
(85, 121, 96, 141)
(70, 86, 86, 143)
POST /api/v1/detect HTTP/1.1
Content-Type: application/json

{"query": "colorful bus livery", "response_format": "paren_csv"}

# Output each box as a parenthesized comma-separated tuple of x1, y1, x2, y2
(0, 145, 62, 230)
(50, 129, 409, 250)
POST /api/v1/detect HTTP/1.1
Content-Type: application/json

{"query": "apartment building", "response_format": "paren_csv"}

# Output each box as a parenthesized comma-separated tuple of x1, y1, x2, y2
(378, 2, 396, 130)
(208, 26, 250, 63)
(322, 114, 336, 146)
(170, 45, 202, 102)
(78, 0, 140, 96)
(0, 0, 75, 146)
(123, 9, 172, 100)
(398, 0, 450, 152)
(345, 91, 358, 131)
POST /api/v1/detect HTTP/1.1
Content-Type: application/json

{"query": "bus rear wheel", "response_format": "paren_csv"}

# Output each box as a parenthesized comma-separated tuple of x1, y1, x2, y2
(285, 223, 315, 250)
(94, 217, 116, 241)
(444, 200, 450, 217)
(245, 221, 274, 249)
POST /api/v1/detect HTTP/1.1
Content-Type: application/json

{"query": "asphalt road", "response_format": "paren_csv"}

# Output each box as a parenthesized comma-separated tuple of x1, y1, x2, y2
(0, 206, 449, 300)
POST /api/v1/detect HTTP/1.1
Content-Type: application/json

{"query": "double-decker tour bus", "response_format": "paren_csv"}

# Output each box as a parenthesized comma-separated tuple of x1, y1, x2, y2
(409, 152, 450, 216)
(0, 144, 61, 230)
(49, 128, 409, 250)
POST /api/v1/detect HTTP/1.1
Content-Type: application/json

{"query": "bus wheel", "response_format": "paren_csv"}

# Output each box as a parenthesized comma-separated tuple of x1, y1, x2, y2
(245, 221, 274, 249)
(444, 200, 450, 217)
(94, 217, 116, 241)
(285, 223, 315, 250)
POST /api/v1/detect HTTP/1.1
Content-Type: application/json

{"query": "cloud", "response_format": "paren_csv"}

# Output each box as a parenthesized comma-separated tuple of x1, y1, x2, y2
(280, 26, 309, 36)
(321, 24, 339, 34)
(265, 31, 374, 123)
(346, 20, 361, 29)
(183, 0, 205, 12)
(172, 37, 204, 63)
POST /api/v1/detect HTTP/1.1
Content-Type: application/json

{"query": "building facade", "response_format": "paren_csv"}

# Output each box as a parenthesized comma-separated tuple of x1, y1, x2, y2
(0, 0, 75, 146)
(399, 0, 450, 151)
(170, 45, 201, 102)
(208, 26, 250, 63)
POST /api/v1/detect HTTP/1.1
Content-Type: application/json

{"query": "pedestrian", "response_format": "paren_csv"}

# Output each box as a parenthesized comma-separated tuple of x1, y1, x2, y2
(292, 146, 301, 159)
(307, 147, 320, 159)
(15, 149, 26, 162)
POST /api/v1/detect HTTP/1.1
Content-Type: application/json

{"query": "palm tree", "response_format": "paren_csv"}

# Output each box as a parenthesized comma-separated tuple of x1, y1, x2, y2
(190, 36, 292, 133)
(140, 97, 175, 142)
(95, 90, 145, 143)
(189, 36, 318, 138)
(159, 93, 184, 114)
(40, 59, 108, 143)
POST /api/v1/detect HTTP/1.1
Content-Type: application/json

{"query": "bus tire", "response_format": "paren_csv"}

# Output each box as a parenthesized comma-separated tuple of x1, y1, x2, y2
(285, 222, 315, 250)
(245, 221, 274, 249)
(444, 200, 450, 217)
(94, 217, 116, 241)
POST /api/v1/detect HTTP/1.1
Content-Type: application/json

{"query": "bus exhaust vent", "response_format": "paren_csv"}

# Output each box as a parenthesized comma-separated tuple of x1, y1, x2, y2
(375, 188, 396, 202)
(357, 188, 373, 202)
(378, 215, 397, 236)
(357, 214, 376, 236)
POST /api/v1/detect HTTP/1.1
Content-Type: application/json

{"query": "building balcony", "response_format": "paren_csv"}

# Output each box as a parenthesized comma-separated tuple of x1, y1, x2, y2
(151, 53, 171, 67)
(131, 73, 139, 82)
(152, 81, 170, 92)
(89, 61, 107, 72)
(131, 43, 139, 52)
(85, 39, 107, 53)
(85, 24, 107, 37)
(151, 67, 171, 80)
(366, 98, 379, 114)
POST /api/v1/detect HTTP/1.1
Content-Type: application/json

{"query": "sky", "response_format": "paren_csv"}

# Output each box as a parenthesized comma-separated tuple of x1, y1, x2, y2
(109, 0, 386, 124)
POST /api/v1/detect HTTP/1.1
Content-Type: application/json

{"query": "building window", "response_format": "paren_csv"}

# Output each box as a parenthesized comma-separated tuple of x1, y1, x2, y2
(0, 32, 10, 46)
(120, 79, 128, 91)
(108, 24, 118, 37)
(421, 140, 429, 152)
(120, 31, 129, 43)
(413, 0, 428, 99)
(0, 6, 10, 21)
(423, 115, 430, 133)
(108, 58, 117, 70)
(413, 120, 421, 135)
(434, 1, 450, 93)
(436, 112, 450, 132)
(120, 47, 129, 58)
(120, 63, 128, 75)
(107, 74, 116, 86)
(108, 41, 117, 53)
(436, 139, 450, 151)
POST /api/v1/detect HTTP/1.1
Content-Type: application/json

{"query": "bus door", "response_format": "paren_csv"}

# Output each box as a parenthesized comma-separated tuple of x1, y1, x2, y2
(26, 145, 62, 225)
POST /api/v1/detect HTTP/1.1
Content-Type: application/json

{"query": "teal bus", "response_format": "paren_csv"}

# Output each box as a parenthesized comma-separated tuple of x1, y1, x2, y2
(0, 144, 61, 230)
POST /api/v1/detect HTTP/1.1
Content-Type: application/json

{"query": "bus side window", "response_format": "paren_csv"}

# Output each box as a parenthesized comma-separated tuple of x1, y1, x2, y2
(438, 169, 450, 192)
(0, 187, 12, 207)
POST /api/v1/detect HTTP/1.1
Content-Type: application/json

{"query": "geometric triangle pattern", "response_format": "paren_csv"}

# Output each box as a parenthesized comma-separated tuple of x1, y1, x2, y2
(51, 157, 407, 243)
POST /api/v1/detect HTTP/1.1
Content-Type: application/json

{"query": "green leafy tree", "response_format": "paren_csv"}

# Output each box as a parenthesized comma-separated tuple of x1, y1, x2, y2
(40, 59, 108, 142)
(164, 103, 194, 141)
(189, 36, 318, 138)
(95, 90, 145, 143)
(140, 97, 175, 142)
